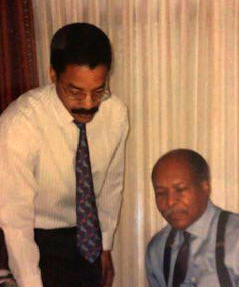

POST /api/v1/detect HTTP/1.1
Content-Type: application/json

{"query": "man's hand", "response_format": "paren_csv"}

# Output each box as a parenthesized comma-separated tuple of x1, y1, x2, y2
(101, 250, 115, 287)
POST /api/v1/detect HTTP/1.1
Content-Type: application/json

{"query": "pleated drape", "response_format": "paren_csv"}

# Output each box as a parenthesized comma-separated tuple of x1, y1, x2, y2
(32, 1, 239, 286)
(0, 0, 38, 113)
(0, 0, 39, 272)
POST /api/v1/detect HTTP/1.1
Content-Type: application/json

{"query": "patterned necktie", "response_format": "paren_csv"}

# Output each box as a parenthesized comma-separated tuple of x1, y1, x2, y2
(74, 122, 102, 263)
(172, 231, 191, 287)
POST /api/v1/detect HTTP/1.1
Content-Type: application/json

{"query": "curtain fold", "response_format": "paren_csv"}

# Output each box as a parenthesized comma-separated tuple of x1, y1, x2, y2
(32, 1, 239, 286)
(0, 0, 38, 113)
(0, 0, 38, 271)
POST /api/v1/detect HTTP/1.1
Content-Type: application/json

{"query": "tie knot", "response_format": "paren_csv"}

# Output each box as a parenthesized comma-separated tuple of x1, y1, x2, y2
(183, 231, 190, 242)
(74, 121, 86, 131)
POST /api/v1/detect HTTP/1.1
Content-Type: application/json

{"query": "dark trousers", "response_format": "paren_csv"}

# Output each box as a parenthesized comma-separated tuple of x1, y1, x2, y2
(34, 227, 102, 287)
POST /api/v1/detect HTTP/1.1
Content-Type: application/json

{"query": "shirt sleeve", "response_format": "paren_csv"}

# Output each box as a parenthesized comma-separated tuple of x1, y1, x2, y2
(97, 106, 129, 250)
(0, 106, 43, 287)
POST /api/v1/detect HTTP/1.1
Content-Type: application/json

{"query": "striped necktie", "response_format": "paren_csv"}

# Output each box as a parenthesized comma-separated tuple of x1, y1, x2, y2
(74, 122, 102, 263)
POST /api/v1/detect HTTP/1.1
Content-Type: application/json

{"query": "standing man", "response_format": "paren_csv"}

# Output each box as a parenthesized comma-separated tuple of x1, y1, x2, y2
(146, 149, 239, 287)
(0, 23, 129, 287)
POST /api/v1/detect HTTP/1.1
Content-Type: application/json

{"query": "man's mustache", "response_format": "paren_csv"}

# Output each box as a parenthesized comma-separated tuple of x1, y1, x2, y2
(163, 205, 187, 218)
(71, 107, 99, 115)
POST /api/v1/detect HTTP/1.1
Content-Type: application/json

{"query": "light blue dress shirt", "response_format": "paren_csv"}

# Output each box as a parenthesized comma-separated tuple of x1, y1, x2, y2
(146, 200, 239, 287)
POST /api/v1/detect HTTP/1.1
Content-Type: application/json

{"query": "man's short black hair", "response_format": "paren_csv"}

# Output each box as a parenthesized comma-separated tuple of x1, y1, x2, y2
(152, 148, 210, 183)
(50, 22, 112, 77)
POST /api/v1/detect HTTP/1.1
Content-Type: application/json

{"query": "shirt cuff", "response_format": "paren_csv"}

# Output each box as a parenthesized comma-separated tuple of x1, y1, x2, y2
(16, 273, 43, 287)
(102, 231, 114, 250)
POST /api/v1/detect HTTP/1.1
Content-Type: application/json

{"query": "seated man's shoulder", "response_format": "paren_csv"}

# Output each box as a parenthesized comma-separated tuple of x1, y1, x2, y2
(147, 225, 170, 252)
(222, 211, 239, 260)
(226, 211, 239, 234)
(146, 225, 171, 269)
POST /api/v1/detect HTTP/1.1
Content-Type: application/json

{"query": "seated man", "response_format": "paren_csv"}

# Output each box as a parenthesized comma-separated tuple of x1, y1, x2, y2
(146, 148, 239, 287)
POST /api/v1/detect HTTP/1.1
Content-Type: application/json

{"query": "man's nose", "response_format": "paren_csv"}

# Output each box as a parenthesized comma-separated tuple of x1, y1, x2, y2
(83, 94, 97, 109)
(166, 191, 178, 208)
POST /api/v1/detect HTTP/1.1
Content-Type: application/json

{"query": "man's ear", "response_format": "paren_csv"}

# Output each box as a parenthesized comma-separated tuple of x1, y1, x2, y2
(201, 180, 211, 197)
(49, 66, 57, 83)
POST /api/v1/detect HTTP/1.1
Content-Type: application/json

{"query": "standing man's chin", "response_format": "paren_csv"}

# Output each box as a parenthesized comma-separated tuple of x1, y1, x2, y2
(71, 107, 99, 123)
(73, 113, 95, 123)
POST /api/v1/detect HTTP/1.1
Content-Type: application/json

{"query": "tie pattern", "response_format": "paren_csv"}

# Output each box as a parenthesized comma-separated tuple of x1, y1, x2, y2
(172, 231, 191, 287)
(74, 122, 102, 263)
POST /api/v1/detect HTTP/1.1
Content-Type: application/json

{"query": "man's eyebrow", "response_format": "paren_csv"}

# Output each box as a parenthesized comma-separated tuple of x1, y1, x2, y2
(67, 83, 106, 90)
(154, 182, 185, 189)
(67, 83, 83, 90)
(172, 182, 185, 187)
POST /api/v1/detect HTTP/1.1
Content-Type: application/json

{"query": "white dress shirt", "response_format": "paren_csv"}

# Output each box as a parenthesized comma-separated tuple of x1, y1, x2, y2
(0, 84, 129, 287)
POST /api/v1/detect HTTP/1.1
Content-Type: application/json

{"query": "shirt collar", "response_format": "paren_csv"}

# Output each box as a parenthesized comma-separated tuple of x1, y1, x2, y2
(186, 200, 218, 239)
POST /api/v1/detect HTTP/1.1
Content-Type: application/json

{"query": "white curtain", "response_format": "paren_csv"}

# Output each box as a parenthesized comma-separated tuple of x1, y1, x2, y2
(32, 1, 239, 286)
